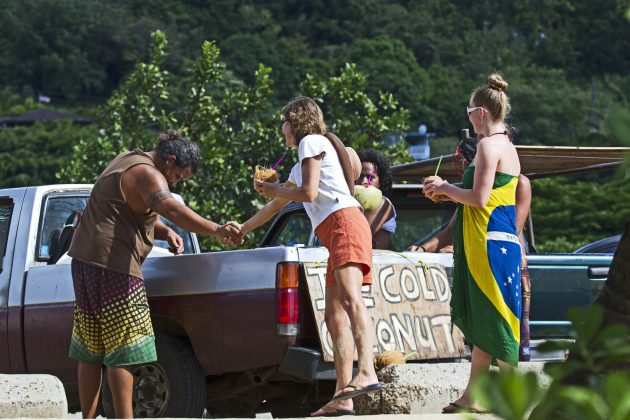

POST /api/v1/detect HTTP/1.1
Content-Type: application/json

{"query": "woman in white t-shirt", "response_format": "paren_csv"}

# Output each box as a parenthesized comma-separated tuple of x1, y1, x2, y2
(240, 97, 382, 416)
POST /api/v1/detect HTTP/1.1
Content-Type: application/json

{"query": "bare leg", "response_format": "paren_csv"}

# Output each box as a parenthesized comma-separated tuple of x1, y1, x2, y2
(449, 346, 491, 410)
(334, 263, 378, 389)
(311, 285, 354, 416)
(77, 362, 102, 419)
(107, 366, 134, 419)
(326, 285, 355, 393)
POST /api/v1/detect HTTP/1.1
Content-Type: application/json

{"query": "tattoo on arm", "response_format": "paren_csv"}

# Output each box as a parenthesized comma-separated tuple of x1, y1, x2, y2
(147, 190, 173, 210)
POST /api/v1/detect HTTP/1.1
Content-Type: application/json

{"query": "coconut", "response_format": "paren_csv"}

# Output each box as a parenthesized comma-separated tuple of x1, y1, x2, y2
(354, 185, 382, 212)
(374, 350, 407, 370)
(423, 175, 445, 202)
(254, 165, 279, 183)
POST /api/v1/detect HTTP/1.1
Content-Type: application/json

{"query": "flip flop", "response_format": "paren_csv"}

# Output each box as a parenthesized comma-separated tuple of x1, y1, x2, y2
(331, 382, 383, 401)
(442, 402, 488, 414)
(311, 402, 356, 417)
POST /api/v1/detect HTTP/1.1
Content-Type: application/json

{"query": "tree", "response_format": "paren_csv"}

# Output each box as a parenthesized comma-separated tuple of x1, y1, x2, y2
(0, 121, 97, 188)
(0, 0, 135, 101)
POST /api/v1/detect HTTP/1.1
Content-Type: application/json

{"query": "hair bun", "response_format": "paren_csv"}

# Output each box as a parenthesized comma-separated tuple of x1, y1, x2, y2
(488, 73, 508, 91)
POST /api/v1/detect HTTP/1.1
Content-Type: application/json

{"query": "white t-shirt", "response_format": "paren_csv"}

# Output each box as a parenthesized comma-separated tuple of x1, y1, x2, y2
(288, 134, 361, 229)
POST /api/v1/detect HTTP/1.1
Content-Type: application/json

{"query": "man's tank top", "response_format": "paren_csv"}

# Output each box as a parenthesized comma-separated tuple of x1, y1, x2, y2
(69, 149, 159, 278)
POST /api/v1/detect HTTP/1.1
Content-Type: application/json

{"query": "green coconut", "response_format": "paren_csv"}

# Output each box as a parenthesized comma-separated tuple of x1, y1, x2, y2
(354, 185, 382, 212)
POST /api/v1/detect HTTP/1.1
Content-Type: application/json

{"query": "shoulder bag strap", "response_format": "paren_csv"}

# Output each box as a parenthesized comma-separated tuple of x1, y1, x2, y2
(365, 197, 394, 235)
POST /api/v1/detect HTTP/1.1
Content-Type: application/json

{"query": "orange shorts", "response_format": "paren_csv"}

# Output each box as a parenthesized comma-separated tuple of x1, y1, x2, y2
(315, 206, 373, 288)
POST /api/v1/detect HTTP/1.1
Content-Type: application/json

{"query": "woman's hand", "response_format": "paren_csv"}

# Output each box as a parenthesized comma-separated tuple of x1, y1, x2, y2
(424, 178, 449, 200)
(254, 179, 280, 199)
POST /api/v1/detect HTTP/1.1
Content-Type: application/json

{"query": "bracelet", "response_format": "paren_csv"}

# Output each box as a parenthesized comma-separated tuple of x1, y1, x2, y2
(419, 246, 426, 252)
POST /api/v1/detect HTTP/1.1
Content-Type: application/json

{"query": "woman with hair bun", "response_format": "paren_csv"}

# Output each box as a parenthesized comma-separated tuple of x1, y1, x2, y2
(424, 73, 522, 413)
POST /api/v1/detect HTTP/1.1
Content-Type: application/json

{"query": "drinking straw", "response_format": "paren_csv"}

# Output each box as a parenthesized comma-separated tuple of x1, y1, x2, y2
(271, 152, 287, 170)
(434, 155, 443, 176)
(367, 167, 375, 185)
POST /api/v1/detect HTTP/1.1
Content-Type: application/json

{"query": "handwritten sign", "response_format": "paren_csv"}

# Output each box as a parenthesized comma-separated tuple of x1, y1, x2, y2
(303, 262, 465, 362)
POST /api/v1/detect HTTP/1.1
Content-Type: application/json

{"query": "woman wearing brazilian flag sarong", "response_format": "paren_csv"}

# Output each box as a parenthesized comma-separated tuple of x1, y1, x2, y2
(424, 73, 521, 414)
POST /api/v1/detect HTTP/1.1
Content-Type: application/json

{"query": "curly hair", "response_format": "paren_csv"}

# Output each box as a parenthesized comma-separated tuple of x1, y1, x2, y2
(155, 130, 201, 172)
(357, 149, 393, 196)
(471, 73, 511, 123)
(282, 97, 327, 145)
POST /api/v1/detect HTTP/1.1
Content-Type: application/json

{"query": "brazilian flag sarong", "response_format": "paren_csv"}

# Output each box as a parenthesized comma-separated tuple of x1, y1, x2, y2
(453, 167, 522, 366)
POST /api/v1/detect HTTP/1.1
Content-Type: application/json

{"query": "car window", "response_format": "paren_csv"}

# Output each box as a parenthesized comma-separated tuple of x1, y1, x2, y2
(573, 236, 620, 254)
(0, 198, 13, 271)
(153, 216, 195, 254)
(266, 213, 312, 247)
(390, 207, 454, 252)
(38, 195, 89, 260)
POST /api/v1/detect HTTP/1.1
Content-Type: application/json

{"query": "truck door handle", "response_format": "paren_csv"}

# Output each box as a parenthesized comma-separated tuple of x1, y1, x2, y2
(588, 267, 609, 279)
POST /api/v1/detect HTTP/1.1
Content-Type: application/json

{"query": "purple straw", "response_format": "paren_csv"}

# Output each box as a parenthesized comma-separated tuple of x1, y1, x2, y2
(271, 152, 286, 170)
(366, 167, 375, 185)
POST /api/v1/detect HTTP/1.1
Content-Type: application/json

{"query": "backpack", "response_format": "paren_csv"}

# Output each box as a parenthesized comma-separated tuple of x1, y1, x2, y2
(323, 132, 358, 195)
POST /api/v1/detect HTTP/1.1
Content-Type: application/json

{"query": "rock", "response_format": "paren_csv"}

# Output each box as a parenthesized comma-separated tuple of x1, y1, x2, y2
(353, 362, 549, 415)
(0, 374, 68, 418)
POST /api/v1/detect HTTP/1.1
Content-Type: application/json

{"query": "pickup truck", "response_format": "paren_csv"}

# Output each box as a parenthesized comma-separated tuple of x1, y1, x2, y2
(0, 183, 461, 418)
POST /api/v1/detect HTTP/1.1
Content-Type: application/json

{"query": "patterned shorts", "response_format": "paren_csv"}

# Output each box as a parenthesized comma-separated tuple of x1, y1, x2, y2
(69, 259, 157, 367)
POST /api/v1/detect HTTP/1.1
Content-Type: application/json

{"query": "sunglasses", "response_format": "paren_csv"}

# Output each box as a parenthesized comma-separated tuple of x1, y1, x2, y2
(466, 106, 483, 115)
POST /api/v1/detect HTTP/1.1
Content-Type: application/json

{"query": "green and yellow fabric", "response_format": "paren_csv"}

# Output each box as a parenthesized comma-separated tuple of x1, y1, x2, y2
(453, 167, 522, 366)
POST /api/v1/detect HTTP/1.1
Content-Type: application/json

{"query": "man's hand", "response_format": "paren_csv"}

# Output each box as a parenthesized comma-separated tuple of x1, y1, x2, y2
(254, 179, 280, 199)
(166, 230, 185, 255)
(220, 221, 244, 245)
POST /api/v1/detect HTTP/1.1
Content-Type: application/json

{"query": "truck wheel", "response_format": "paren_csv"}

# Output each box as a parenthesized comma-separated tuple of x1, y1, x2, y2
(102, 334, 206, 418)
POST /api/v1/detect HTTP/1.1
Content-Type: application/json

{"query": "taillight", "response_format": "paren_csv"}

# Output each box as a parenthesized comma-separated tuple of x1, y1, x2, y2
(276, 262, 300, 336)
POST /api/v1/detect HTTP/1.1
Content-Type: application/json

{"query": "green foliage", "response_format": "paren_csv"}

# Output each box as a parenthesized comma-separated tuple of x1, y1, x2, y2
(0, 122, 97, 188)
(300, 63, 411, 163)
(347, 36, 430, 123)
(60, 30, 172, 183)
(473, 369, 544, 420)
(531, 177, 630, 252)
(472, 305, 630, 420)
(0, 0, 135, 101)
(62, 31, 411, 251)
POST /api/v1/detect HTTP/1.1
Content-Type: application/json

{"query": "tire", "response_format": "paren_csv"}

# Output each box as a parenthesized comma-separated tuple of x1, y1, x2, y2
(102, 334, 206, 418)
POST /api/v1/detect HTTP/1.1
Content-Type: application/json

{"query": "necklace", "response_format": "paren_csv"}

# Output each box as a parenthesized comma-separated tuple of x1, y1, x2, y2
(484, 130, 508, 138)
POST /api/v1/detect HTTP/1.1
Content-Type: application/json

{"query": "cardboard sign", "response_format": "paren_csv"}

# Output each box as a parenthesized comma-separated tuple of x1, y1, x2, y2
(304, 262, 465, 362)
